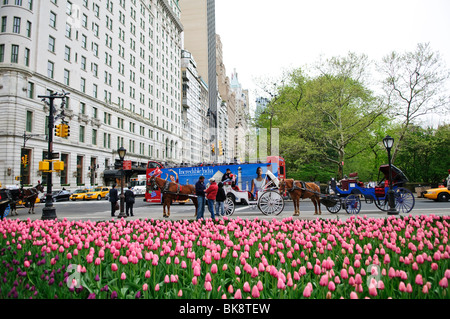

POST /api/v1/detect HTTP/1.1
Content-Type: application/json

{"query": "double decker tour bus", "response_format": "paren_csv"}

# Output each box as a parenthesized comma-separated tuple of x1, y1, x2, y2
(144, 156, 285, 203)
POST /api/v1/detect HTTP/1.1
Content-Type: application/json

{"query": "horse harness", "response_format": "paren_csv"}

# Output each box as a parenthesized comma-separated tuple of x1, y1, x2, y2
(288, 181, 317, 199)
(162, 180, 182, 196)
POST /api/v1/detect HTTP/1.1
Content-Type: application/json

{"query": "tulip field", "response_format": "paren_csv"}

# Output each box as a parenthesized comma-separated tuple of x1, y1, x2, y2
(0, 214, 449, 299)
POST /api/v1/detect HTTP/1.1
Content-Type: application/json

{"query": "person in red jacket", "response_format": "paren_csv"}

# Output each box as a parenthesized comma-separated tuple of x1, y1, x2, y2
(205, 178, 218, 219)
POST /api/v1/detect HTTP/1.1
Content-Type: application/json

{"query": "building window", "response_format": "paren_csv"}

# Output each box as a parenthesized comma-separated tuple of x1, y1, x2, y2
(66, 1, 72, 15)
(92, 129, 97, 145)
(15, 0, 22, 5)
(11, 45, 19, 63)
(27, 0, 32, 10)
(47, 61, 54, 78)
(0, 44, 5, 62)
(49, 11, 56, 28)
(48, 36, 55, 52)
(80, 77, 86, 92)
(13, 17, 21, 33)
(76, 155, 83, 185)
(26, 21, 31, 37)
(27, 81, 34, 98)
(64, 45, 71, 61)
(81, 56, 86, 70)
(26, 110, 32, 132)
(1, 17, 6, 32)
(79, 125, 85, 143)
(65, 23, 71, 38)
(60, 153, 68, 185)
(93, 84, 97, 98)
(63, 69, 70, 85)
(81, 34, 87, 49)
(24, 48, 30, 66)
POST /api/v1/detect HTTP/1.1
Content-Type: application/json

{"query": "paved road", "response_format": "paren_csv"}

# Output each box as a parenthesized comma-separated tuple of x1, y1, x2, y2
(4, 196, 450, 222)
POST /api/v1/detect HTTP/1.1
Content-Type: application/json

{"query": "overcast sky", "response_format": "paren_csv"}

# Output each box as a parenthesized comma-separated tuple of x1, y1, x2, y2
(215, 0, 450, 125)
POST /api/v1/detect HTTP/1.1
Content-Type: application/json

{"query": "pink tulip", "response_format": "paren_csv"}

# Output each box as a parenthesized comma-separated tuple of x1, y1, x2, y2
(143, 283, 148, 291)
(355, 274, 362, 285)
(24, 260, 30, 268)
(415, 274, 423, 285)
(319, 274, 328, 287)
(204, 281, 212, 291)
(234, 289, 242, 299)
(406, 283, 412, 293)
(228, 285, 234, 294)
(422, 284, 428, 294)
(303, 285, 312, 298)
(145, 270, 151, 278)
(155, 284, 160, 291)
(277, 278, 286, 290)
(439, 277, 448, 289)
(350, 291, 358, 299)
(235, 266, 241, 276)
(257, 280, 263, 291)
(251, 285, 260, 298)
(314, 264, 321, 275)
(383, 254, 390, 264)
(111, 263, 118, 272)
(178, 289, 183, 297)
(445, 269, 450, 279)
(243, 282, 251, 293)
(368, 284, 377, 296)
(211, 264, 218, 274)
(121, 272, 126, 280)
(328, 281, 336, 292)
(194, 265, 201, 277)
(205, 273, 212, 282)
(340, 268, 348, 280)
(399, 282, 407, 292)
(164, 275, 170, 283)
(192, 276, 198, 285)
(431, 263, 438, 271)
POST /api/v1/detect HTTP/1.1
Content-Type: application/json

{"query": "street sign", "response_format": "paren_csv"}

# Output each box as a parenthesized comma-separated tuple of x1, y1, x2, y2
(123, 160, 132, 170)
(51, 152, 59, 159)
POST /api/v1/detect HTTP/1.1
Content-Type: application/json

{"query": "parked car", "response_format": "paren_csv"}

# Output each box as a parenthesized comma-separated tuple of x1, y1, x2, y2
(39, 190, 71, 202)
(423, 187, 450, 202)
(70, 189, 89, 201)
(84, 187, 110, 200)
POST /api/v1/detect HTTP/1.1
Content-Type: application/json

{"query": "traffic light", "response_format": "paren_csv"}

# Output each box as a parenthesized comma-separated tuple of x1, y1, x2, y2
(61, 124, 70, 138)
(55, 124, 62, 137)
(211, 144, 215, 155)
(21, 155, 28, 167)
(38, 161, 49, 171)
(53, 161, 64, 171)
(219, 140, 223, 156)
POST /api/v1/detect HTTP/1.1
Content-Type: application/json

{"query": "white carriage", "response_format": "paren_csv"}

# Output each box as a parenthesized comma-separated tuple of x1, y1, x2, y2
(222, 170, 285, 216)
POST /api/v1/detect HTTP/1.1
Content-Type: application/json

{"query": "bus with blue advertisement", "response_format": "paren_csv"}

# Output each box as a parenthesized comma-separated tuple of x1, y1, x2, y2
(144, 156, 285, 203)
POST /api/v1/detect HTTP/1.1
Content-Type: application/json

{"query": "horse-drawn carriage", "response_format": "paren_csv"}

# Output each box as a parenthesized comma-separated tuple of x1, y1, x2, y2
(223, 170, 285, 216)
(321, 164, 415, 214)
(0, 183, 44, 219)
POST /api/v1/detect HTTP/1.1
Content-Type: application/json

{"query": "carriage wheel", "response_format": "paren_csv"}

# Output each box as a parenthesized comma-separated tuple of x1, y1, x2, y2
(325, 195, 341, 214)
(374, 188, 415, 213)
(394, 187, 415, 213)
(344, 194, 361, 214)
(224, 196, 235, 216)
(257, 190, 284, 216)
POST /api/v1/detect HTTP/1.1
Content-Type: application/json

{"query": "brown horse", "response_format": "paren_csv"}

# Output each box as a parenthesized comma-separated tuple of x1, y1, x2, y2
(22, 183, 44, 214)
(148, 175, 198, 218)
(279, 179, 322, 216)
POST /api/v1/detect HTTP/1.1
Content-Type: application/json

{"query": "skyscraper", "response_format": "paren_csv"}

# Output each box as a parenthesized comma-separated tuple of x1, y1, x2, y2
(179, 0, 217, 130)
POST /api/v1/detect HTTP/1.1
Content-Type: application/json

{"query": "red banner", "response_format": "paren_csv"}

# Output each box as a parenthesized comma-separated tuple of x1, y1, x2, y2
(123, 160, 132, 170)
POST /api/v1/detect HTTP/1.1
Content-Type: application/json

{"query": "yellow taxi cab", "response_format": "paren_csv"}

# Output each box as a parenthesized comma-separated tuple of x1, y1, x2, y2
(84, 187, 110, 200)
(70, 189, 89, 201)
(423, 187, 450, 202)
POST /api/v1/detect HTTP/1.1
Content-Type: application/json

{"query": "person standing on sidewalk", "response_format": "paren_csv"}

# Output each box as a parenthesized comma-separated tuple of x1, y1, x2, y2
(205, 178, 218, 219)
(195, 176, 206, 220)
(125, 185, 135, 217)
(215, 182, 226, 216)
(109, 184, 119, 217)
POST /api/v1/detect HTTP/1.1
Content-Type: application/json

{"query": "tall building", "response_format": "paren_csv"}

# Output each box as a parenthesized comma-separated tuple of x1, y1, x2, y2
(230, 70, 250, 162)
(180, 49, 210, 165)
(0, 0, 183, 188)
(179, 0, 217, 137)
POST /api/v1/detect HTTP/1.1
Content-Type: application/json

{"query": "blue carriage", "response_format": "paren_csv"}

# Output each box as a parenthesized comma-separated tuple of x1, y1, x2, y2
(321, 164, 415, 214)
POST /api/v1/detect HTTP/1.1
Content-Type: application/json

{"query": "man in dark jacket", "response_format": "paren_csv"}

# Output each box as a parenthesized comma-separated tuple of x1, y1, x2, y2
(125, 184, 135, 217)
(215, 182, 226, 216)
(195, 176, 206, 220)
(109, 184, 119, 217)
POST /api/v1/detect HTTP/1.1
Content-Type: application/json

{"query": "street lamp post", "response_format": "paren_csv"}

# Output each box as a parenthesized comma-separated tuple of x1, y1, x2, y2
(117, 147, 127, 218)
(383, 135, 399, 215)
